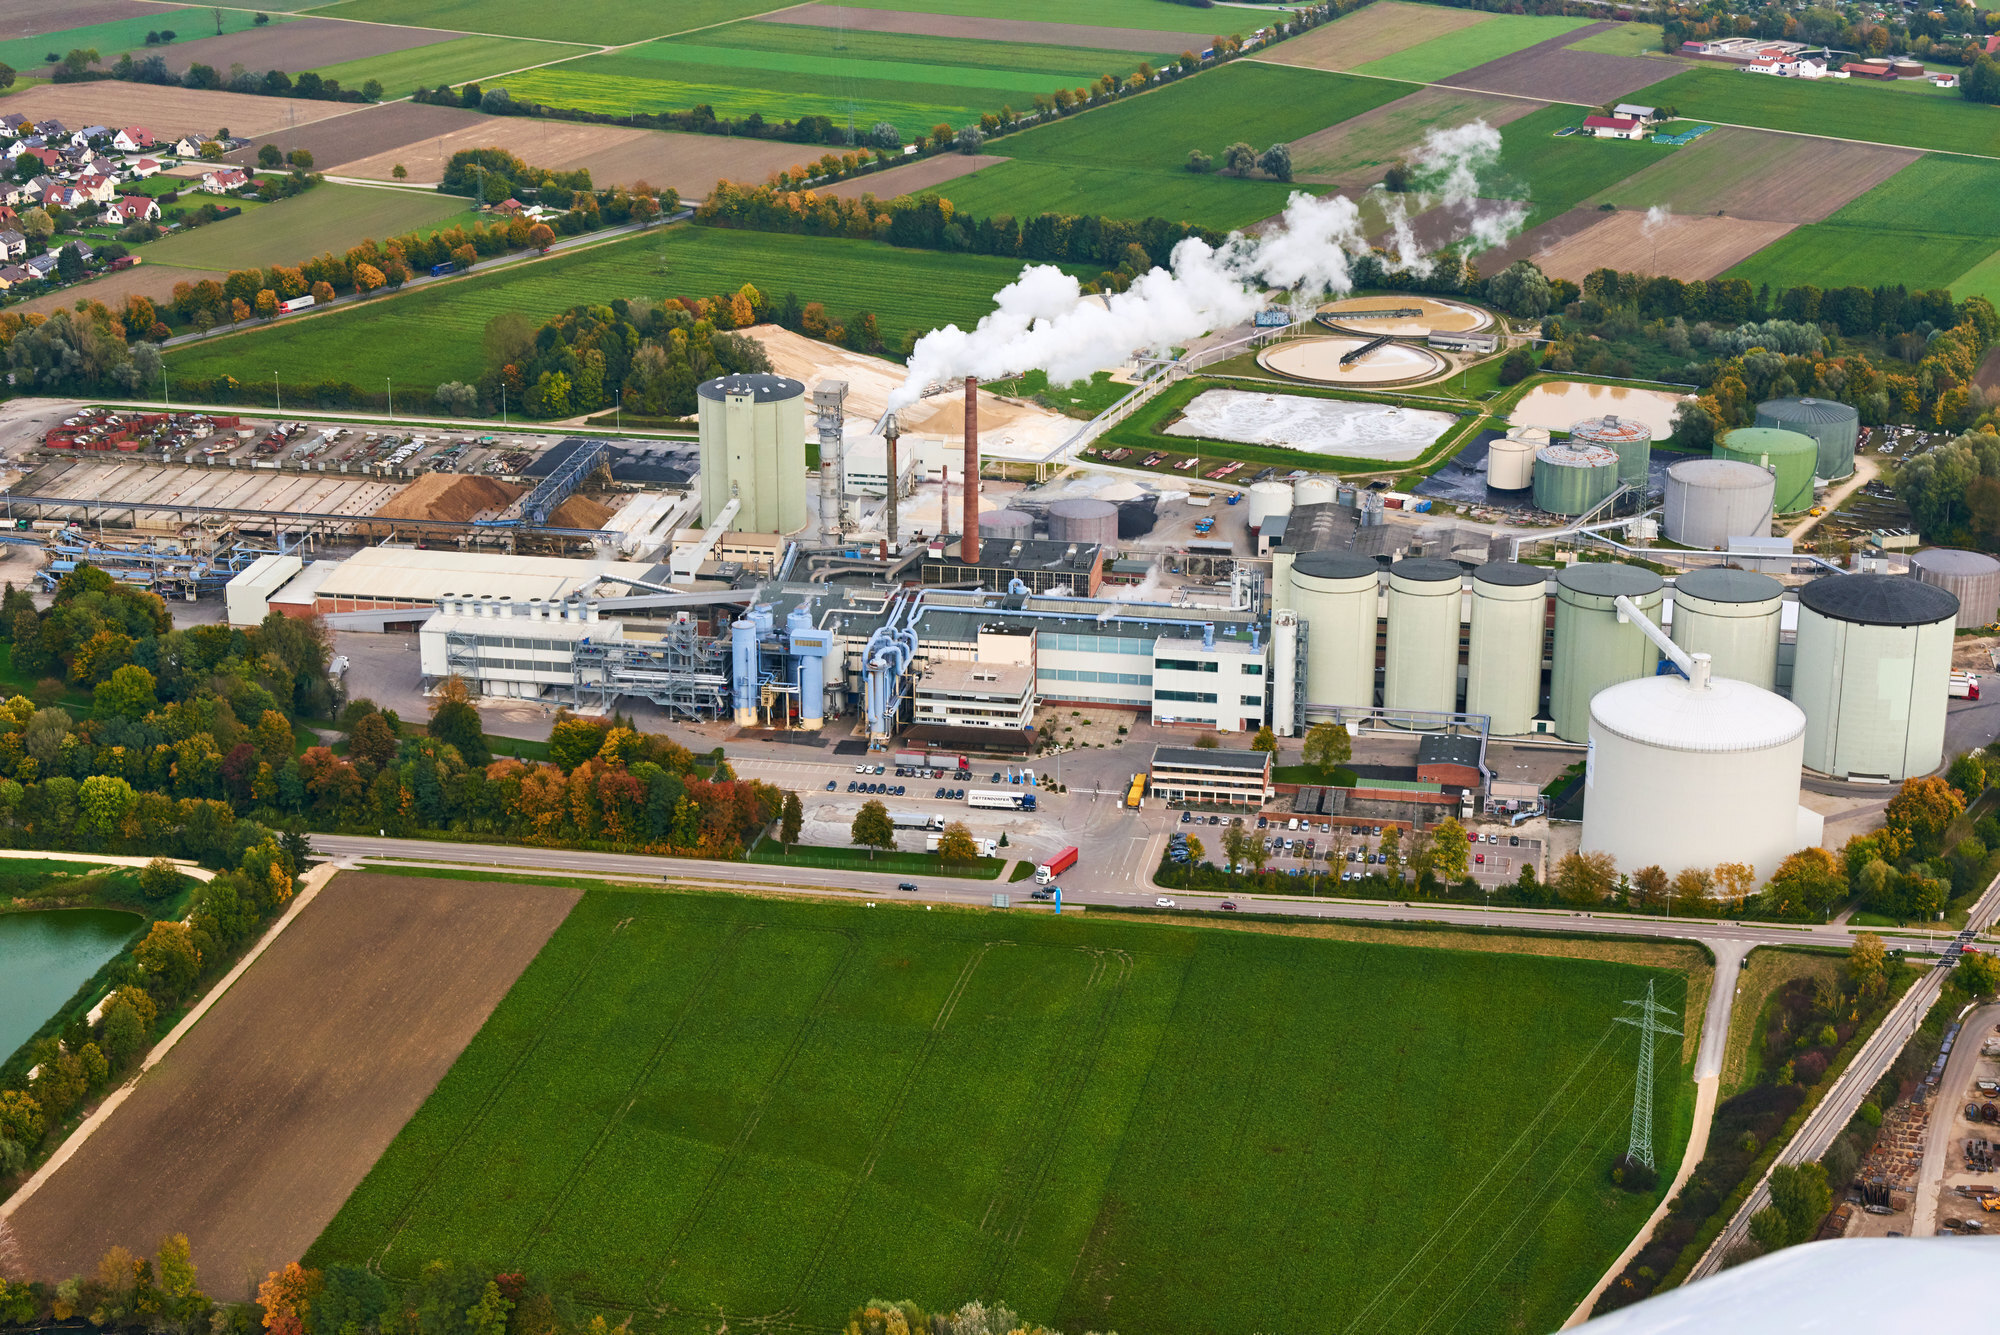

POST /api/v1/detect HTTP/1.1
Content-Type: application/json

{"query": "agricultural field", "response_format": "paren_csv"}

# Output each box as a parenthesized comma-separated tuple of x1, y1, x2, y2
(1445, 23, 1667, 104)
(311, 35, 581, 98)
(758, 0, 1257, 33)
(1288, 85, 1544, 186)
(1586, 127, 1916, 224)
(305, 0, 775, 45)
(0, 9, 283, 75)
(1723, 224, 1998, 298)
(1952, 249, 2000, 306)
(165, 225, 1085, 391)
(926, 157, 1301, 231)
(1530, 210, 1795, 282)
(0, 81, 358, 138)
(12, 262, 208, 316)
(1564, 22, 1666, 56)
(310, 886, 1695, 1335)
(1626, 66, 2000, 157)
(1353, 14, 1594, 83)
(1820, 153, 2000, 238)
(149, 16, 452, 77)
(1497, 103, 1678, 226)
(1257, 1, 1492, 71)
(140, 184, 477, 272)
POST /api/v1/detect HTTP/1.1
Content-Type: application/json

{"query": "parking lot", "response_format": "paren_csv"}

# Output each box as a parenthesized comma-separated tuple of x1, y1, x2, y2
(1173, 809, 1542, 886)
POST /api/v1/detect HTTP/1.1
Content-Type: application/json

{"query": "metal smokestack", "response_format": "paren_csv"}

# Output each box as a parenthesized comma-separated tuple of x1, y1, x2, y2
(884, 412, 900, 549)
(963, 376, 979, 564)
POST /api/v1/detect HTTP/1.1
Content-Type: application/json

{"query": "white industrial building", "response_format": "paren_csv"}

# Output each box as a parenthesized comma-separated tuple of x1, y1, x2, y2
(1151, 625, 1269, 733)
(911, 659, 1035, 731)
(1149, 745, 1273, 808)
(226, 553, 302, 626)
(419, 597, 625, 699)
(842, 434, 950, 496)
(304, 546, 666, 614)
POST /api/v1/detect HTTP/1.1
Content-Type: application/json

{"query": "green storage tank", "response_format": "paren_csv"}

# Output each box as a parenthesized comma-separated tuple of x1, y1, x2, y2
(1717, 427, 1817, 514)
(1755, 396, 1859, 482)
(1533, 443, 1620, 516)
(1570, 414, 1653, 489)
(1551, 562, 1664, 743)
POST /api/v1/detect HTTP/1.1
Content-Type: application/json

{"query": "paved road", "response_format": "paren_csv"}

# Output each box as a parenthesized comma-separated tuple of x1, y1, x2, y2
(1910, 1000, 2000, 1236)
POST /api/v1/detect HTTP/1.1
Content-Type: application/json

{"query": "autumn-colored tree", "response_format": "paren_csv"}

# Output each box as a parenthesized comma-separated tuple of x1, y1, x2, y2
(254, 288, 278, 318)
(1429, 817, 1470, 884)
(1553, 850, 1616, 905)
(310, 280, 335, 304)
(1882, 775, 1963, 862)
(349, 711, 398, 769)
(1301, 722, 1351, 775)
(1630, 864, 1668, 910)
(851, 799, 893, 857)
(352, 263, 386, 294)
(1250, 725, 1277, 754)
(134, 920, 201, 998)
(526, 222, 555, 252)
(779, 790, 802, 846)
(1766, 846, 1845, 920)
(936, 820, 979, 864)
(230, 297, 250, 323)
(1671, 865, 1715, 912)
(1714, 860, 1757, 905)
(1848, 931, 1887, 994)
(257, 1262, 322, 1335)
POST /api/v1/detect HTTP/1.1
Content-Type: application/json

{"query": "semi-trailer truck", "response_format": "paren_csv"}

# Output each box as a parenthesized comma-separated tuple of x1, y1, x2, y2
(967, 789, 1036, 811)
(888, 812, 946, 830)
(1035, 846, 1078, 884)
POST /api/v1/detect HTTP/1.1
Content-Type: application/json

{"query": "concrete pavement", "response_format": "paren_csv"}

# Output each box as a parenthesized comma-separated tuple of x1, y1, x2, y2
(1909, 1000, 2000, 1237)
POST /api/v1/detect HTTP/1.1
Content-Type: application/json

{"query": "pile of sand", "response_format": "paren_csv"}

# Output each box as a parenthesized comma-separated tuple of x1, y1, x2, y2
(372, 474, 525, 523)
(547, 493, 617, 529)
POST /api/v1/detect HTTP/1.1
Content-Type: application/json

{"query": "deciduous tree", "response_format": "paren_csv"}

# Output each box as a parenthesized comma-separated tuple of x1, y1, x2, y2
(1301, 722, 1351, 775)
(851, 799, 893, 856)
(1429, 817, 1469, 884)
(257, 1263, 321, 1335)
(1554, 850, 1617, 905)
(936, 820, 978, 864)
(779, 790, 803, 846)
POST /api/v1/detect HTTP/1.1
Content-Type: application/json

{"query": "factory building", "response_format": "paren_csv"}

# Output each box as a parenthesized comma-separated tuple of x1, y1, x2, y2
(910, 659, 1036, 732)
(1152, 623, 1269, 733)
(421, 597, 625, 701)
(697, 373, 809, 534)
(918, 535, 1105, 597)
(301, 546, 666, 616)
(1792, 573, 1956, 781)
(843, 434, 949, 496)
(226, 553, 302, 626)
(1148, 746, 1273, 808)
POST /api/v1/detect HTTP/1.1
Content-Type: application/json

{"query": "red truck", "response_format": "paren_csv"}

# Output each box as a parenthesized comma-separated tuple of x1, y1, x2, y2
(1035, 846, 1078, 885)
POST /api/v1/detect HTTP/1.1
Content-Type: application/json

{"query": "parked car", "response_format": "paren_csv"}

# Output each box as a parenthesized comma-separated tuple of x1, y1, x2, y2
(1182, 811, 1192, 823)
(825, 780, 836, 790)
(1257, 816, 1268, 828)
(847, 782, 857, 792)
(1510, 835, 1520, 846)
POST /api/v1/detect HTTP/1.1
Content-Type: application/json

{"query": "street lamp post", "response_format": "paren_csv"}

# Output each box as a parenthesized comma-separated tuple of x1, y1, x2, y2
(386, 376, 392, 418)
(272, 371, 280, 416)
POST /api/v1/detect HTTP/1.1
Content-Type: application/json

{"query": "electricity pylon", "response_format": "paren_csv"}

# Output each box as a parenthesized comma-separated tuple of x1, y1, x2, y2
(1615, 980, 1681, 1171)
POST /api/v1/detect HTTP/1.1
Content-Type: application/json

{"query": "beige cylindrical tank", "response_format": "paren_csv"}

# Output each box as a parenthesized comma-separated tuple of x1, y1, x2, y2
(1487, 431, 1539, 490)
(1295, 477, 1337, 508)
(1793, 574, 1957, 781)
(1466, 561, 1547, 735)
(697, 372, 808, 533)
(1272, 608, 1300, 737)
(978, 509, 1035, 539)
(1247, 480, 1295, 528)
(1909, 547, 2000, 629)
(1663, 457, 1775, 548)
(1289, 551, 1380, 711)
(1384, 558, 1461, 724)
(1551, 563, 1664, 743)
(1670, 567, 1782, 691)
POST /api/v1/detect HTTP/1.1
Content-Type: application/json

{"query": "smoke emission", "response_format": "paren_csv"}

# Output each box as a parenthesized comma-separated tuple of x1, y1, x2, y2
(1642, 205, 1672, 234)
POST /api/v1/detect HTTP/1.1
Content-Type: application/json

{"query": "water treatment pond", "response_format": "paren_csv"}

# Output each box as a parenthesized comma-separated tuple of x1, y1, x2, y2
(1164, 389, 1457, 460)
(0, 909, 141, 1062)
(1508, 381, 1690, 438)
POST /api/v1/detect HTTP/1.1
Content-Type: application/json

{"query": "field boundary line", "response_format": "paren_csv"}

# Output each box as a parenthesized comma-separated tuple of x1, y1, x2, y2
(0, 859, 341, 1224)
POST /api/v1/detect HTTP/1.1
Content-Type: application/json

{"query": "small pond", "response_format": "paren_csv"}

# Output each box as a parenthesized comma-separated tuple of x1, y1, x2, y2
(0, 909, 142, 1063)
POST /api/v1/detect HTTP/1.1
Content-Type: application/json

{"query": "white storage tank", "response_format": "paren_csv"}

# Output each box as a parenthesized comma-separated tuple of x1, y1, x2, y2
(1272, 608, 1301, 737)
(1289, 551, 1380, 711)
(1551, 563, 1664, 743)
(1669, 567, 1783, 691)
(1582, 658, 1820, 883)
(1295, 477, 1338, 509)
(1663, 458, 1775, 549)
(1793, 573, 1958, 781)
(1487, 428, 1543, 491)
(1384, 558, 1462, 723)
(1247, 480, 1295, 528)
(1465, 561, 1547, 735)
(1909, 548, 2000, 629)
(977, 508, 1036, 539)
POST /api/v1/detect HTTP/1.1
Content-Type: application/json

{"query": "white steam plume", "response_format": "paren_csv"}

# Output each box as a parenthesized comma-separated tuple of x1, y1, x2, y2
(1642, 205, 1672, 234)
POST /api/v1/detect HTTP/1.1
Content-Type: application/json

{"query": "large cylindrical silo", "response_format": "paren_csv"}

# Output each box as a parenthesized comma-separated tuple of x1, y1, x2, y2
(1046, 497, 1117, 546)
(1247, 480, 1294, 528)
(1488, 427, 1545, 491)
(1663, 457, 1774, 548)
(1756, 396, 1860, 482)
(1793, 573, 1958, 780)
(978, 508, 1035, 540)
(1289, 551, 1379, 711)
(698, 373, 808, 533)
(1583, 665, 1812, 882)
(1716, 427, 1817, 514)
(1534, 442, 1620, 515)
(1909, 547, 2000, 629)
(1295, 477, 1337, 509)
(1570, 414, 1652, 489)
(1466, 561, 1547, 735)
(1551, 563, 1664, 743)
(1384, 558, 1461, 723)
(1670, 567, 1783, 691)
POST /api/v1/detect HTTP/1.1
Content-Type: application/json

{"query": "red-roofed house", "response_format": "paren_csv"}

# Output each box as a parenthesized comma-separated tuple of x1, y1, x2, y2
(112, 127, 154, 152)
(18, 145, 57, 171)
(199, 166, 249, 194)
(1582, 114, 1645, 140)
(103, 195, 160, 225)
(1983, 34, 2000, 55)
(130, 157, 162, 178)
(74, 173, 116, 203)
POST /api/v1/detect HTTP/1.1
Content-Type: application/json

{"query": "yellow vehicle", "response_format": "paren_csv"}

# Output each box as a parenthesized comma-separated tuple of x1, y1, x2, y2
(1125, 773, 1146, 809)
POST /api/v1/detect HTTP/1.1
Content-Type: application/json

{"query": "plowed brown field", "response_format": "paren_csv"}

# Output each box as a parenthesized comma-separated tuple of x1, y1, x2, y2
(1259, 1, 1490, 70)
(0, 83, 362, 139)
(1530, 209, 1794, 281)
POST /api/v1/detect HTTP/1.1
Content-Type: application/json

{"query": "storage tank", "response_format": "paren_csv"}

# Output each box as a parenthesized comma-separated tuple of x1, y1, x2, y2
(1271, 608, 1301, 737)
(1295, 477, 1337, 509)
(1909, 547, 2000, 629)
(1716, 427, 1817, 513)
(1115, 496, 1159, 539)
(1582, 660, 1817, 882)
(1487, 431, 1538, 491)
(1384, 558, 1462, 723)
(1046, 497, 1117, 546)
(1755, 396, 1859, 482)
(978, 508, 1035, 539)
(1247, 480, 1295, 528)
(1551, 563, 1664, 742)
(1569, 414, 1652, 489)
(697, 372, 808, 533)
(1793, 573, 1957, 780)
(1663, 457, 1775, 548)
(1465, 561, 1547, 735)
(1533, 442, 1620, 515)
(1670, 567, 1782, 690)
(1289, 551, 1380, 710)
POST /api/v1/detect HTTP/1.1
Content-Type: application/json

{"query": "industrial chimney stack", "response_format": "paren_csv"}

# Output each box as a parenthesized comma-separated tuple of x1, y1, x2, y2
(962, 376, 979, 564)
(884, 412, 900, 549)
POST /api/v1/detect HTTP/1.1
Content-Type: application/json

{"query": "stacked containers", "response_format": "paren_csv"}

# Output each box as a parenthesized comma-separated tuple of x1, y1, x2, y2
(1908, 548, 2000, 629)
(1288, 551, 1380, 710)
(1754, 397, 1859, 482)
(1384, 558, 1462, 725)
(1551, 563, 1664, 742)
(1716, 427, 1817, 514)
(1569, 414, 1652, 489)
(1662, 457, 1775, 548)
(1793, 574, 1957, 781)
(1533, 442, 1620, 515)
(1466, 562, 1548, 735)
(1669, 567, 1783, 690)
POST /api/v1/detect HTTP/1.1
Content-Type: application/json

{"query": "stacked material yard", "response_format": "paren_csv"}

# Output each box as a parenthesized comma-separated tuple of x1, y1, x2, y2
(547, 494, 617, 529)
(370, 474, 525, 523)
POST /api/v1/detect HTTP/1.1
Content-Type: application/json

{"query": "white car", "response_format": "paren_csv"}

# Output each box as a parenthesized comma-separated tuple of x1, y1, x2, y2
(1156, 897, 1175, 908)
(855, 765, 868, 774)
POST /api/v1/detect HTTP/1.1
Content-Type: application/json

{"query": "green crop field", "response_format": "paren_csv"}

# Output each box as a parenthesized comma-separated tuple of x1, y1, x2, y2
(1950, 247, 2000, 305)
(744, 0, 1255, 31)
(927, 158, 1301, 231)
(503, 64, 1009, 136)
(1821, 153, 2000, 237)
(0, 10, 285, 73)
(305, 0, 774, 46)
(1585, 127, 1794, 214)
(1565, 22, 1666, 55)
(1724, 224, 1998, 297)
(1354, 14, 1593, 82)
(311, 36, 582, 99)
(1498, 104, 1678, 225)
(166, 225, 1075, 392)
(309, 888, 1693, 1335)
(1625, 66, 2000, 157)
(677, 21, 1170, 73)
(141, 184, 475, 272)
(1291, 86, 1521, 181)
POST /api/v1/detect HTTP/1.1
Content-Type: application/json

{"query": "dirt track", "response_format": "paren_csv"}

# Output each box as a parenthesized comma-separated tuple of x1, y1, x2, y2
(4, 872, 579, 1299)
(1445, 24, 1667, 103)
(761, 2, 1203, 52)
(1530, 209, 1794, 281)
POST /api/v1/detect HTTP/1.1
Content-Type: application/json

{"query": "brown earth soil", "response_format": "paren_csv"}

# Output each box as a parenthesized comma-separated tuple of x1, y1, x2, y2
(1257, 0, 1491, 71)
(1594, 126, 1919, 224)
(1977, 346, 2000, 396)
(1369, 197, 1530, 253)
(547, 492, 616, 528)
(0, 83, 363, 139)
(1290, 85, 1544, 186)
(10, 262, 211, 316)
(823, 153, 1008, 199)
(4, 872, 581, 1298)
(760, 3, 1203, 53)
(0, 0, 160, 38)
(1530, 209, 1795, 281)
(372, 472, 525, 522)
(151, 17, 455, 76)
(1444, 24, 1671, 103)
(1465, 203, 1601, 275)
(223, 100, 484, 171)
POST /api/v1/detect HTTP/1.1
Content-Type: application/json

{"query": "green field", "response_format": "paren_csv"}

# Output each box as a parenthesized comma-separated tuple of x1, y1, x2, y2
(311, 36, 582, 99)
(1290, 86, 1517, 180)
(305, 0, 774, 45)
(1565, 22, 1666, 56)
(734, 0, 1258, 32)
(678, 21, 1170, 72)
(1626, 66, 2000, 157)
(929, 158, 1301, 231)
(166, 225, 1075, 392)
(308, 887, 1693, 1335)
(1498, 104, 1679, 225)
(1822, 153, 2000, 237)
(141, 184, 475, 272)
(0, 10, 284, 73)
(1724, 224, 1998, 296)
(1353, 14, 1593, 82)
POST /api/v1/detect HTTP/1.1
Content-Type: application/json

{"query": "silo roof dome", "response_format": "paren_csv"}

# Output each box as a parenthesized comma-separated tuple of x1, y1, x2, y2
(1798, 572, 1958, 626)
(1591, 673, 1805, 752)
(697, 373, 806, 402)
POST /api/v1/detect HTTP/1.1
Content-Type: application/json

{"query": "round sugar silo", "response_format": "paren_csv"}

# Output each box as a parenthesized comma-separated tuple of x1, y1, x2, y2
(697, 372, 808, 534)
(1663, 457, 1775, 548)
(1247, 480, 1294, 528)
(1909, 548, 2000, 629)
(1793, 573, 1958, 781)
(1384, 558, 1462, 724)
(1295, 476, 1337, 509)
(1487, 430, 1539, 491)
(1465, 561, 1548, 735)
(1755, 397, 1859, 482)
(1533, 442, 1620, 515)
(1569, 414, 1652, 489)
(1670, 567, 1783, 691)
(1551, 563, 1664, 743)
(1716, 427, 1817, 513)
(978, 508, 1035, 540)
(1582, 664, 1810, 882)
(1290, 551, 1380, 711)
(1046, 497, 1117, 546)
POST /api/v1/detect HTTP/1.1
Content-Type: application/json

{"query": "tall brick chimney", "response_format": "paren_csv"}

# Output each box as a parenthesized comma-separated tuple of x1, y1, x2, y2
(962, 376, 979, 564)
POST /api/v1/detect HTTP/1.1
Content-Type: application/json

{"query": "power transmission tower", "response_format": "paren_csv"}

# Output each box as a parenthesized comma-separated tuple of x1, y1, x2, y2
(1615, 980, 1681, 1171)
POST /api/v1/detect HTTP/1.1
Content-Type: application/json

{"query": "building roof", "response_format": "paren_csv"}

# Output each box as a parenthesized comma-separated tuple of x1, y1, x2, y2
(696, 372, 804, 403)
(1390, 557, 1462, 583)
(1292, 550, 1379, 581)
(267, 559, 341, 607)
(1416, 734, 1483, 768)
(1908, 547, 2000, 577)
(1797, 572, 1958, 626)
(315, 546, 663, 604)
(1583, 115, 1640, 130)
(1152, 746, 1271, 772)
(1473, 561, 1547, 588)
(928, 534, 1102, 573)
(917, 659, 1034, 697)
(1613, 103, 1657, 116)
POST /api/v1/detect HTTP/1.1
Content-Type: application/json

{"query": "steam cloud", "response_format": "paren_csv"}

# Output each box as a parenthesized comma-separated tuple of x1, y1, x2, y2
(888, 119, 1525, 411)
(1642, 205, 1672, 234)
